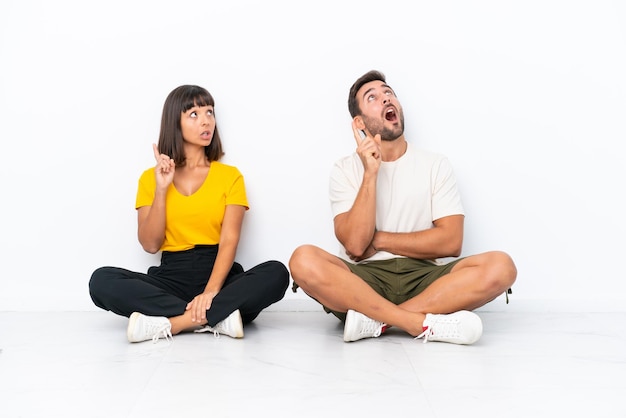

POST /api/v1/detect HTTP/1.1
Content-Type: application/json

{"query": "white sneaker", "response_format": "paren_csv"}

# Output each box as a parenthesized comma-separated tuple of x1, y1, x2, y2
(127, 312, 172, 343)
(416, 310, 483, 345)
(343, 309, 386, 342)
(194, 309, 244, 338)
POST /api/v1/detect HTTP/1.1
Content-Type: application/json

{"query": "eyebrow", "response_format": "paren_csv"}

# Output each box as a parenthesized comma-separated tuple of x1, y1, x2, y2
(361, 83, 392, 100)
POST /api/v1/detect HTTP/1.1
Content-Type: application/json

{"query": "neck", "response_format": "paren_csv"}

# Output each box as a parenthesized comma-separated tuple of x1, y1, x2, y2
(381, 136, 407, 162)
(183, 146, 210, 169)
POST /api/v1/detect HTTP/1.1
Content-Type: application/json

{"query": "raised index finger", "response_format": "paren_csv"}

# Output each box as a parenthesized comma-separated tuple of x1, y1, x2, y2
(351, 120, 366, 146)
(152, 143, 160, 161)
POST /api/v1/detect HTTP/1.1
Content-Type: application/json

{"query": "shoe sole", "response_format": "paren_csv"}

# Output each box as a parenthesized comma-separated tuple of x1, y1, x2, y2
(231, 310, 244, 338)
(127, 312, 141, 342)
(343, 310, 358, 342)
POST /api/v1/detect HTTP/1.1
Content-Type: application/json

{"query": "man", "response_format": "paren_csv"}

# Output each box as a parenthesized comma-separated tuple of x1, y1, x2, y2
(289, 70, 517, 344)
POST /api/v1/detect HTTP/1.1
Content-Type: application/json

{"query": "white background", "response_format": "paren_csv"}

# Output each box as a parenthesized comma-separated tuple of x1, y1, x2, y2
(1, 0, 624, 312)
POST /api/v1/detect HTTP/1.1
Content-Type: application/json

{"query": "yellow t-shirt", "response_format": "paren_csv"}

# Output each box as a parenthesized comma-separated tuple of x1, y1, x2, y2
(135, 162, 249, 252)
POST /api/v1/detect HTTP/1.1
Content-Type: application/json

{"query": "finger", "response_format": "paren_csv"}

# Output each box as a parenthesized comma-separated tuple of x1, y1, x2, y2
(189, 304, 196, 322)
(193, 298, 202, 322)
(373, 133, 382, 147)
(195, 298, 205, 322)
(196, 297, 206, 322)
(352, 120, 365, 145)
(152, 143, 160, 161)
(202, 296, 212, 318)
(198, 304, 207, 322)
(193, 306, 200, 322)
(200, 303, 207, 320)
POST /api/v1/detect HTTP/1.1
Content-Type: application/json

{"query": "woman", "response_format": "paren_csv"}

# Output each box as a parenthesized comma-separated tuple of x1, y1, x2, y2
(89, 85, 289, 343)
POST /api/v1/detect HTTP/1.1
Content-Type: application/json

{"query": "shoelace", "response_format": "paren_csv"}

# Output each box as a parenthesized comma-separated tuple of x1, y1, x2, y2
(152, 325, 173, 343)
(416, 326, 434, 343)
(194, 325, 221, 338)
(415, 316, 459, 344)
(360, 318, 383, 338)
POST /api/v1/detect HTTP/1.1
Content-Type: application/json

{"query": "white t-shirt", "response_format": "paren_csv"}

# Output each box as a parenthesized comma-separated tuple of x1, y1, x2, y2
(329, 142, 464, 263)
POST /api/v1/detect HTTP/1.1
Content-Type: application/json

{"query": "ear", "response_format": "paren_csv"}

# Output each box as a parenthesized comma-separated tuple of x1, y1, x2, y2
(353, 116, 365, 131)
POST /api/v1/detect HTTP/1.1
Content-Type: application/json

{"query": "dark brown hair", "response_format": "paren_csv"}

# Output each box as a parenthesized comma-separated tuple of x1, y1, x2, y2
(347, 70, 386, 118)
(157, 85, 224, 165)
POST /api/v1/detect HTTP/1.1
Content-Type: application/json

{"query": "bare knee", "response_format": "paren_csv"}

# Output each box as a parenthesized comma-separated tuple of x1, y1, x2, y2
(289, 245, 322, 283)
(289, 244, 342, 291)
(290, 244, 313, 270)
(484, 251, 517, 292)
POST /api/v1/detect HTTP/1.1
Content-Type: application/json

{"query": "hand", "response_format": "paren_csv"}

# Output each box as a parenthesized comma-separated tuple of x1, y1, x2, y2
(152, 143, 175, 190)
(186, 291, 218, 323)
(352, 120, 381, 173)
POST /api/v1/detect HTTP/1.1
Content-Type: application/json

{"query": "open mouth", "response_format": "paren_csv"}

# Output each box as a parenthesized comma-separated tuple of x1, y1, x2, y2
(385, 107, 397, 122)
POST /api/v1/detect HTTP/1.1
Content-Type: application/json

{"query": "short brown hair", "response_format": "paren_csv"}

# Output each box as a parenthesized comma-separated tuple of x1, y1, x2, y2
(347, 70, 386, 118)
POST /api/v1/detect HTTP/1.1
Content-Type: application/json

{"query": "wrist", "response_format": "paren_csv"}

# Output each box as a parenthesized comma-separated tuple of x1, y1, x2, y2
(372, 230, 385, 252)
(203, 289, 218, 297)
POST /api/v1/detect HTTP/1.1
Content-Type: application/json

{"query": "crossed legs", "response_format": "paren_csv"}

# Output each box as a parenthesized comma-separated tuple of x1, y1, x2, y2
(289, 245, 517, 337)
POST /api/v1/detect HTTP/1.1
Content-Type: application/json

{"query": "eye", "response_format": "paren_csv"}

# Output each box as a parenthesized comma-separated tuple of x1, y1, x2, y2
(367, 94, 375, 102)
(189, 111, 197, 118)
(207, 109, 214, 116)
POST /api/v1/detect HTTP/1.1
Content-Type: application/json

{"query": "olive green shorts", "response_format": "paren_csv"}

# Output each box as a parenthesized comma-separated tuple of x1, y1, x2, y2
(325, 257, 464, 321)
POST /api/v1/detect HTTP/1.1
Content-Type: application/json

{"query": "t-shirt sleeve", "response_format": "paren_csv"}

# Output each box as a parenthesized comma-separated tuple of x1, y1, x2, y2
(431, 157, 464, 220)
(135, 168, 156, 209)
(225, 167, 249, 209)
(329, 156, 360, 218)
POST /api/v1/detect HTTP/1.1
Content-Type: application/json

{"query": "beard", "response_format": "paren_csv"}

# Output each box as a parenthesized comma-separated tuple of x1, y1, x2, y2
(362, 113, 405, 141)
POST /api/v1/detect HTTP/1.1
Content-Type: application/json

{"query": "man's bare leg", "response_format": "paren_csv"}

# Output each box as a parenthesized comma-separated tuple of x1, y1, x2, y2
(289, 244, 426, 336)
(398, 251, 517, 314)
(290, 246, 516, 337)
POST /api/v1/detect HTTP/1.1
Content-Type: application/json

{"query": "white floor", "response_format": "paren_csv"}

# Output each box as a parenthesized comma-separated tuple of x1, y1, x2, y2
(1, 307, 625, 418)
